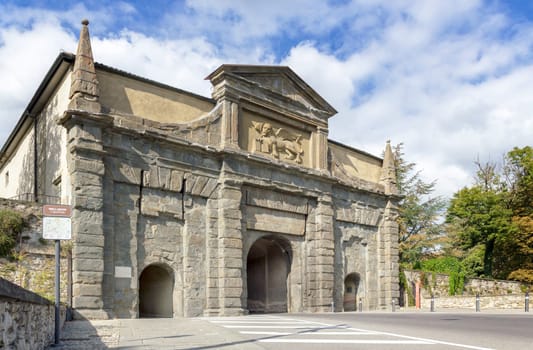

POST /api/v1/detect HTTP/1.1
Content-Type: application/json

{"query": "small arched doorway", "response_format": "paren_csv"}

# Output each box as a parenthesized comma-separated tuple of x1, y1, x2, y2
(139, 264, 173, 318)
(343, 273, 360, 311)
(247, 236, 291, 313)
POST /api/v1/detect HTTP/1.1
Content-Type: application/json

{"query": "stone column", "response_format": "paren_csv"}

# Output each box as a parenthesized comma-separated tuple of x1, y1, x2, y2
(307, 193, 335, 312)
(216, 180, 245, 315)
(204, 195, 220, 316)
(314, 126, 329, 171)
(221, 99, 240, 149)
(64, 113, 111, 319)
(182, 194, 206, 317)
(378, 200, 400, 309)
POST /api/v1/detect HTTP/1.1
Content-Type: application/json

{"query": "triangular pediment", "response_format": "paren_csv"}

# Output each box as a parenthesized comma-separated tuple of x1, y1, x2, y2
(206, 65, 337, 117)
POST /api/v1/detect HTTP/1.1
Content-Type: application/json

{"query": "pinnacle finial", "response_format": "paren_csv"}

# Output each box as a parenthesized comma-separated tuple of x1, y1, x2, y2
(380, 140, 398, 195)
(69, 18, 100, 112)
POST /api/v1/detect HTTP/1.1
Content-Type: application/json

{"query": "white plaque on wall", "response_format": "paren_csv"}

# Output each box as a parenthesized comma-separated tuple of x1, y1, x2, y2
(115, 266, 132, 278)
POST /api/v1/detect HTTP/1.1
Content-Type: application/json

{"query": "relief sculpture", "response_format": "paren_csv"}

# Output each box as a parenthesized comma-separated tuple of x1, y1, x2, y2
(252, 121, 304, 163)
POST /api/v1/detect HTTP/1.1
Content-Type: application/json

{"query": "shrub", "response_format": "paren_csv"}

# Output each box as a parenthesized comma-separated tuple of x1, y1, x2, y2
(0, 210, 25, 257)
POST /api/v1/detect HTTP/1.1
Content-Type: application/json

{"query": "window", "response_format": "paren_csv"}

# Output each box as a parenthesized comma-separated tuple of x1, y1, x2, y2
(4, 171, 8, 187)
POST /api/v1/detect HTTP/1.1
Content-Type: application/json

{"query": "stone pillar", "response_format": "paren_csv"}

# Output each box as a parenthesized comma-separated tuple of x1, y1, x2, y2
(64, 114, 111, 319)
(216, 180, 245, 315)
(182, 195, 206, 317)
(378, 200, 400, 309)
(221, 99, 240, 149)
(307, 193, 335, 312)
(204, 195, 220, 316)
(314, 126, 329, 171)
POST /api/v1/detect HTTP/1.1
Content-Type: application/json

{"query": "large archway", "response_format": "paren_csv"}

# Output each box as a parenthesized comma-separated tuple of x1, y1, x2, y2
(343, 273, 360, 311)
(246, 236, 291, 313)
(139, 264, 173, 318)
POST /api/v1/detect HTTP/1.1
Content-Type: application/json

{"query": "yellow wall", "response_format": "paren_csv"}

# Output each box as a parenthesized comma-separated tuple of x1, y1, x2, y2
(97, 70, 214, 123)
(329, 142, 382, 183)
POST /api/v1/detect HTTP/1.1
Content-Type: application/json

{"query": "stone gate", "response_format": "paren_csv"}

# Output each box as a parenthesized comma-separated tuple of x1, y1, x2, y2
(0, 20, 400, 319)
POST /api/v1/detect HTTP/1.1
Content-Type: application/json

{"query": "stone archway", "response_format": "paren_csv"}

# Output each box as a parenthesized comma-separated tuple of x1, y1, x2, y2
(343, 273, 360, 311)
(246, 236, 291, 313)
(139, 264, 173, 318)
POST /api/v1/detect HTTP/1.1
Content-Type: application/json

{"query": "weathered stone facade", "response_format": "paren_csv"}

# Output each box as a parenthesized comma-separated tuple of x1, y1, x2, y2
(0, 21, 400, 319)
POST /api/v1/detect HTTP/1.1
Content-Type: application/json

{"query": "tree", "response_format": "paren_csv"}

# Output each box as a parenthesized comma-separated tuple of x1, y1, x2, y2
(446, 146, 533, 281)
(393, 143, 447, 266)
(503, 146, 533, 282)
(446, 186, 514, 278)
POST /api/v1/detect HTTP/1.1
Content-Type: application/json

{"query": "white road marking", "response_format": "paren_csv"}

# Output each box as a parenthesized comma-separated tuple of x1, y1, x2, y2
(204, 315, 496, 349)
(240, 331, 292, 335)
(260, 339, 435, 344)
(300, 331, 380, 335)
(347, 328, 495, 350)
(224, 325, 316, 328)
(210, 320, 317, 324)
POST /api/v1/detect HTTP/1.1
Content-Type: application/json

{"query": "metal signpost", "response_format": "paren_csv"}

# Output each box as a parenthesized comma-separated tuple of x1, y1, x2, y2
(43, 204, 72, 347)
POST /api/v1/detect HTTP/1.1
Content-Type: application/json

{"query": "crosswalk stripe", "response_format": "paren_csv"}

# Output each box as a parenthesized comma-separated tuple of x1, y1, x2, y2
(260, 339, 435, 344)
(210, 320, 317, 324)
(240, 331, 292, 335)
(299, 331, 379, 335)
(224, 325, 316, 328)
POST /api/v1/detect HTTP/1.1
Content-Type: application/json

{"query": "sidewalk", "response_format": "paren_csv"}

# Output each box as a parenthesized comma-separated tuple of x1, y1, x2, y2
(48, 317, 264, 349)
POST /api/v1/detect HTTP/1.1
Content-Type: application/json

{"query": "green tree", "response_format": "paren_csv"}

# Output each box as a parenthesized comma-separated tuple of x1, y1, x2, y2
(503, 146, 533, 282)
(446, 148, 533, 280)
(446, 185, 514, 278)
(393, 143, 447, 266)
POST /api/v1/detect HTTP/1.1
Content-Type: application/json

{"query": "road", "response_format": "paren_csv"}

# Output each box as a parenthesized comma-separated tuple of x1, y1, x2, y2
(203, 312, 533, 350)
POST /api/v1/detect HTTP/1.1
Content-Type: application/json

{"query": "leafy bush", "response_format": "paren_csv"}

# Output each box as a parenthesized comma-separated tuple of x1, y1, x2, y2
(0, 210, 25, 257)
(420, 256, 463, 274)
(420, 256, 466, 295)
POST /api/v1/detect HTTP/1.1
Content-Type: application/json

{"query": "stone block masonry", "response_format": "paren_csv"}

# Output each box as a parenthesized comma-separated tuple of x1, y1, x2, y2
(0, 277, 66, 350)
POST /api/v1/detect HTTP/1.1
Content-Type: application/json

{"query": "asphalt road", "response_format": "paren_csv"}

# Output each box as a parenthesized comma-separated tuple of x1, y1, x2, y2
(206, 311, 533, 350)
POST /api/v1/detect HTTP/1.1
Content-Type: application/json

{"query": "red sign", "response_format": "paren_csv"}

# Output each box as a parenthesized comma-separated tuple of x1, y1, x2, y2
(43, 205, 72, 217)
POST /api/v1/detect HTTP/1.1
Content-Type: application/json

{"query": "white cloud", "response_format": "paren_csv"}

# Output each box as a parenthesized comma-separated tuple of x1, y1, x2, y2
(0, 0, 532, 200)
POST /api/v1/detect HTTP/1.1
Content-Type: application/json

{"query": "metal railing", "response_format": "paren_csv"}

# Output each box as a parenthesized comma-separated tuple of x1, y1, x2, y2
(8, 193, 61, 204)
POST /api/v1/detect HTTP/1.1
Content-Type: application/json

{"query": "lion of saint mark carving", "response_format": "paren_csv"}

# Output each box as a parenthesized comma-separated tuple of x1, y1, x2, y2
(252, 121, 304, 164)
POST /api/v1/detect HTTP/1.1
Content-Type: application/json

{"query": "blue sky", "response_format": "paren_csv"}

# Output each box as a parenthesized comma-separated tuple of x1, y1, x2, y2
(1, 0, 532, 199)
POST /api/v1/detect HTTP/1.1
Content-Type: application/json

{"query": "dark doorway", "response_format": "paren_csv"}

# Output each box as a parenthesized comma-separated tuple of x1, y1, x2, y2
(247, 236, 291, 313)
(343, 273, 360, 311)
(139, 265, 173, 318)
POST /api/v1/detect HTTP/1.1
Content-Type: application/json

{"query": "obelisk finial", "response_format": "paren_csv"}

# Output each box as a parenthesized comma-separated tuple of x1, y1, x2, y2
(380, 140, 398, 195)
(69, 19, 100, 112)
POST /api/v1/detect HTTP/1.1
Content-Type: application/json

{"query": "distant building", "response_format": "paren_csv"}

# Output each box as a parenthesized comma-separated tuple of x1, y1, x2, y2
(0, 20, 400, 319)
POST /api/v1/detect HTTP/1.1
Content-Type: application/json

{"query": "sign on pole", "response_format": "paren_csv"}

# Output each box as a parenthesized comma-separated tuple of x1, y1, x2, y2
(43, 205, 72, 240)
(42, 204, 72, 346)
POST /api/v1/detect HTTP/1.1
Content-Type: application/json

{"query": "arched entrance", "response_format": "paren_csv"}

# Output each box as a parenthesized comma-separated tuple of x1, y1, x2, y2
(139, 264, 173, 318)
(343, 273, 360, 311)
(247, 236, 291, 313)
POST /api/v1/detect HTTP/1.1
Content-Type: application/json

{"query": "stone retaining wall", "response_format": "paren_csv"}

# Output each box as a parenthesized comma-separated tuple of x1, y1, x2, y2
(404, 270, 531, 310)
(404, 270, 527, 297)
(0, 277, 65, 350)
(421, 294, 529, 310)
(0, 199, 70, 302)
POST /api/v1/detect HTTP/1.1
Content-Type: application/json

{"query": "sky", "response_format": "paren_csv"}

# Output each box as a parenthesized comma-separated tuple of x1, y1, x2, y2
(0, 0, 532, 200)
